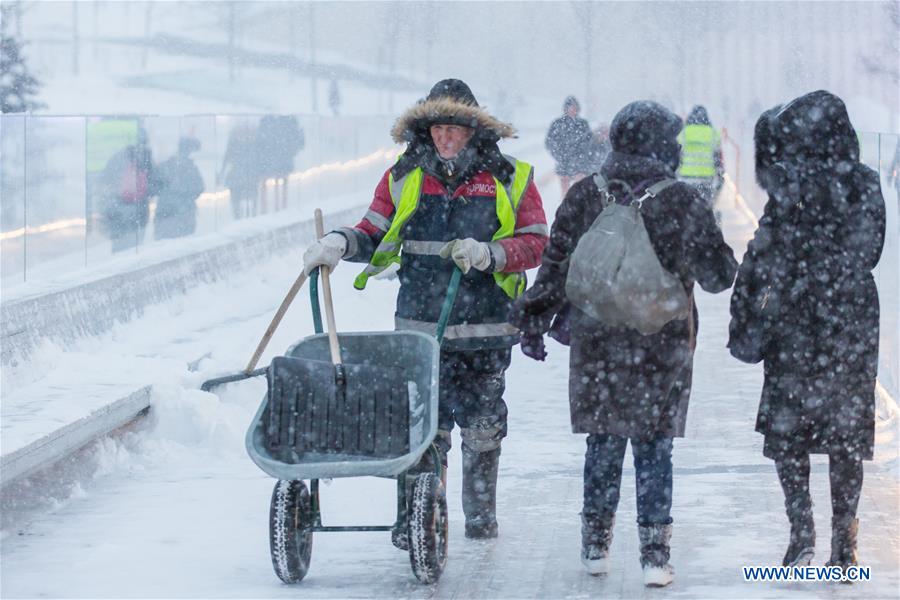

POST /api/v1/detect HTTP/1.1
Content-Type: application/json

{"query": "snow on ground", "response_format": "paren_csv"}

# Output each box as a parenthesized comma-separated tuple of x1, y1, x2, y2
(1, 135, 898, 599)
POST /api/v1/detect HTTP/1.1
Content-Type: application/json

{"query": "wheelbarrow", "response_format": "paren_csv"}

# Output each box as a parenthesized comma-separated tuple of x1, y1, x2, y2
(245, 258, 462, 585)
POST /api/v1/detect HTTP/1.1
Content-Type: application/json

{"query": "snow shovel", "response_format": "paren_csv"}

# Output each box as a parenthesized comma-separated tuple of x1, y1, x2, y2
(199, 268, 308, 392)
(263, 209, 407, 457)
(200, 210, 326, 392)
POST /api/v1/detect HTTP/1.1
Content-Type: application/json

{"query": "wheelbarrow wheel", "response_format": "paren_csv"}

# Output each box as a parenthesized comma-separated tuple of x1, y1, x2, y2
(269, 480, 313, 584)
(408, 472, 448, 584)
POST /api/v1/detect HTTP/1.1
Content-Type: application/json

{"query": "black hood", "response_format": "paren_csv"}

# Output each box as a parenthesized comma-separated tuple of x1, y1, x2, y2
(609, 100, 683, 172)
(753, 104, 783, 191)
(686, 105, 711, 125)
(771, 90, 859, 165)
(761, 91, 868, 228)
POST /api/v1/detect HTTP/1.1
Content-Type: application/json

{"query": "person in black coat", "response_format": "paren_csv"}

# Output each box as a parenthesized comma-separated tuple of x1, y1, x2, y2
(256, 115, 304, 211)
(511, 100, 737, 586)
(154, 137, 204, 240)
(729, 91, 886, 572)
(545, 96, 594, 195)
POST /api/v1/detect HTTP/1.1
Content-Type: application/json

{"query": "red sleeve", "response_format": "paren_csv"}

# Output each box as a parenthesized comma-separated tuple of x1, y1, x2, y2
(353, 169, 395, 236)
(497, 180, 549, 272)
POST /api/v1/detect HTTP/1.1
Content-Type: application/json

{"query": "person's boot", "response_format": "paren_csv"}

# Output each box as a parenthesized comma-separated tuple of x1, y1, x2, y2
(461, 444, 500, 539)
(826, 515, 859, 583)
(781, 488, 815, 566)
(782, 504, 815, 567)
(581, 513, 614, 575)
(638, 523, 674, 588)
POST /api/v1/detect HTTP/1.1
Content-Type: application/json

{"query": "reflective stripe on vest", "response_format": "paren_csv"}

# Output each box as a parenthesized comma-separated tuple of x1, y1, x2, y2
(677, 124, 718, 178)
(395, 317, 520, 340)
(353, 158, 533, 299)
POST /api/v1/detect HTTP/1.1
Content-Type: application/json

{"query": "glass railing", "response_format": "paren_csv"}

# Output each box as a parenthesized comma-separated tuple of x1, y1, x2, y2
(865, 132, 899, 404)
(1, 113, 397, 289)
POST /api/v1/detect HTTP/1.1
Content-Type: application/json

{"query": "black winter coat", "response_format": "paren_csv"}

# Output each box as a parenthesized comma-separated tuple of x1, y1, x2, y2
(545, 115, 593, 177)
(511, 150, 737, 439)
(729, 91, 886, 461)
(154, 154, 205, 240)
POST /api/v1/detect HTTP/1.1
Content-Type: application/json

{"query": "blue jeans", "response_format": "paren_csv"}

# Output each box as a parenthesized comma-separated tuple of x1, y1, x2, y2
(583, 433, 673, 527)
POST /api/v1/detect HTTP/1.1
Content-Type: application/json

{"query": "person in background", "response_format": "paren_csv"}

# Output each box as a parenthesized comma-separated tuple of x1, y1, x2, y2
(301, 78, 548, 543)
(219, 121, 260, 219)
(154, 137, 204, 240)
(545, 96, 594, 196)
(676, 105, 725, 222)
(256, 115, 305, 212)
(100, 128, 162, 253)
(512, 100, 737, 588)
(729, 91, 885, 575)
(328, 78, 341, 116)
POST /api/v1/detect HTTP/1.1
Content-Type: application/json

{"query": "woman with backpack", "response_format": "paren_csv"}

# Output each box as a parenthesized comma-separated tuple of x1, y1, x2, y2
(510, 100, 737, 587)
(729, 91, 885, 574)
(100, 129, 162, 253)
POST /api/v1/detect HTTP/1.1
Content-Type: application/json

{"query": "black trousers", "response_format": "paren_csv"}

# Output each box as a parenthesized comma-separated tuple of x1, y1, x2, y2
(775, 451, 864, 519)
(437, 348, 511, 451)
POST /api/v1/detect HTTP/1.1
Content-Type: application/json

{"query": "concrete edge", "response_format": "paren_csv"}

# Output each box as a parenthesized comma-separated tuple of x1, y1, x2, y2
(0, 386, 152, 489)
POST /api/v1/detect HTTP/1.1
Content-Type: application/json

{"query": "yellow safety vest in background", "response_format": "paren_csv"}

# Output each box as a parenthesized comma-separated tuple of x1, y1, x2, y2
(677, 124, 719, 179)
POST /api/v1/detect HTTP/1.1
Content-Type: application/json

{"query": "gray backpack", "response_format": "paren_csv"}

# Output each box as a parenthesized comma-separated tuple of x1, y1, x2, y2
(565, 175, 690, 335)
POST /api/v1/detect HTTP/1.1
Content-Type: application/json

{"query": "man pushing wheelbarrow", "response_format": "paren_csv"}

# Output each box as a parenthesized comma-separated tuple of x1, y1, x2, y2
(302, 79, 548, 542)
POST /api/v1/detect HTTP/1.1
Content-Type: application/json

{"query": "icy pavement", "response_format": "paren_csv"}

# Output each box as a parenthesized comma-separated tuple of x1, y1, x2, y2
(1, 170, 898, 599)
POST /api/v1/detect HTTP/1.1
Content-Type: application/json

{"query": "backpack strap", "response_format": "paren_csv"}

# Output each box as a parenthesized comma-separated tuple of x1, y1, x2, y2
(634, 178, 678, 208)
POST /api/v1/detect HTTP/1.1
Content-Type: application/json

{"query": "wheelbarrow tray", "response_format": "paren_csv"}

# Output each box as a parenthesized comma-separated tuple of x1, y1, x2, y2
(246, 330, 440, 481)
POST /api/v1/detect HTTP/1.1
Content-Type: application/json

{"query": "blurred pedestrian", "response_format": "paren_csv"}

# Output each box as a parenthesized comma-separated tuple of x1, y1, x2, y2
(256, 115, 305, 211)
(676, 105, 725, 221)
(154, 137, 204, 240)
(545, 96, 594, 196)
(328, 78, 341, 116)
(219, 121, 260, 219)
(100, 128, 162, 252)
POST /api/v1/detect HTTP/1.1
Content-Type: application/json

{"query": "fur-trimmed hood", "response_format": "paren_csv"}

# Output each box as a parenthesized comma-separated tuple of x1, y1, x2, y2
(390, 96, 516, 144)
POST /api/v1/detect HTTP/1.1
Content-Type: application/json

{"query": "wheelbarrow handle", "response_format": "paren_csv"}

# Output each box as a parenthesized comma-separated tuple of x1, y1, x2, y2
(435, 267, 462, 345)
(314, 209, 344, 368)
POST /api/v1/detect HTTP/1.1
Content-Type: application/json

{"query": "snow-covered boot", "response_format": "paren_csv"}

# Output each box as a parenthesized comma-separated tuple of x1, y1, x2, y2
(639, 523, 674, 587)
(782, 505, 815, 567)
(581, 513, 614, 575)
(462, 445, 500, 539)
(826, 515, 859, 582)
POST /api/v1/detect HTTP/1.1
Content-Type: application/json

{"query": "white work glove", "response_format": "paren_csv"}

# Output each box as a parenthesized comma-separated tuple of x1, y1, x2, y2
(439, 238, 492, 274)
(302, 233, 347, 276)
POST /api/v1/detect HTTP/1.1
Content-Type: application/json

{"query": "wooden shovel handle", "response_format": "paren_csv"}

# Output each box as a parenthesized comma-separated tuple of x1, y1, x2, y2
(243, 270, 309, 373)
(314, 209, 343, 366)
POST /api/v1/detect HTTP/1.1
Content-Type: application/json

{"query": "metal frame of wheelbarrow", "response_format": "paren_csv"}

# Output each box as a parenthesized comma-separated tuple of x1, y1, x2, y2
(246, 267, 461, 584)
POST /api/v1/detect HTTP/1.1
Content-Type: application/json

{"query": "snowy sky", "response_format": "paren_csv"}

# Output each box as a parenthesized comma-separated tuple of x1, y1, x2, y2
(14, 1, 899, 131)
